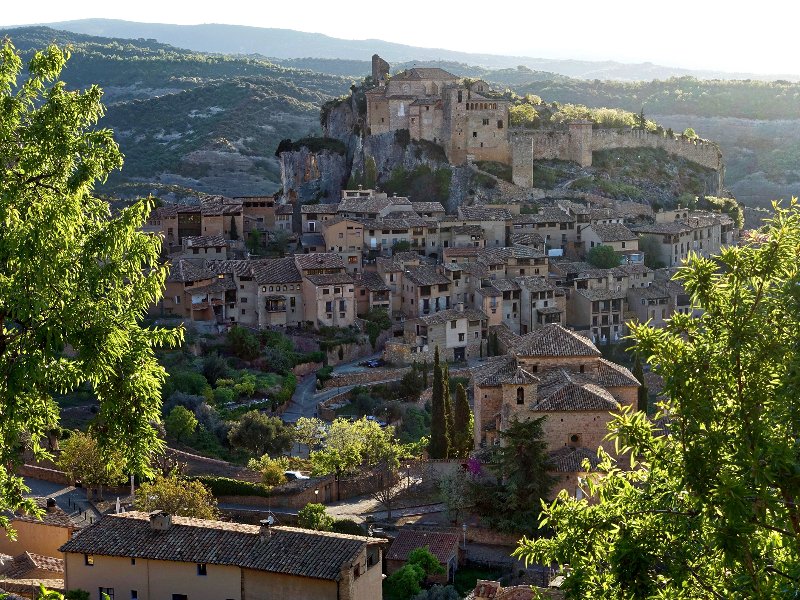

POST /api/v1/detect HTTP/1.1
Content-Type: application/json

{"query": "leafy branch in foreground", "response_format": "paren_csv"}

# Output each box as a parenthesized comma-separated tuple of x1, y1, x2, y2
(514, 200, 800, 599)
(0, 41, 181, 525)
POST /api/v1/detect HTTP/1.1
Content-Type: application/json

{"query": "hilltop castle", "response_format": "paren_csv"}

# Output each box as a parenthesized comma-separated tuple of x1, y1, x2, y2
(365, 55, 724, 190)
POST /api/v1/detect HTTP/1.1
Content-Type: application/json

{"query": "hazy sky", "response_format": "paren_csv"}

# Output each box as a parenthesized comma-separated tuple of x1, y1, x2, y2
(2, 0, 795, 75)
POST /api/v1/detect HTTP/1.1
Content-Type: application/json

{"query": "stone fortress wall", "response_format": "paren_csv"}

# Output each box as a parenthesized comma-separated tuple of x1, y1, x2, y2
(511, 124, 724, 188)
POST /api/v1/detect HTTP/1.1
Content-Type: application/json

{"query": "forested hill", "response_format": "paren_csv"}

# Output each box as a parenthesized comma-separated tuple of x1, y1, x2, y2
(1, 26, 355, 198)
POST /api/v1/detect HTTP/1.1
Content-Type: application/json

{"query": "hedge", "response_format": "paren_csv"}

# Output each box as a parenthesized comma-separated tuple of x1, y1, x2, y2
(188, 476, 271, 497)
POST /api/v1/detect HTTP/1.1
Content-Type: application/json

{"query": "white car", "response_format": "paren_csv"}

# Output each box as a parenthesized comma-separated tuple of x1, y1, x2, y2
(284, 470, 310, 481)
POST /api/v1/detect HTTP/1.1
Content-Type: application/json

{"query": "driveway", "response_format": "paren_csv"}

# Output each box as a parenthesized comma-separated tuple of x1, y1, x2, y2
(23, 477, 104, 526)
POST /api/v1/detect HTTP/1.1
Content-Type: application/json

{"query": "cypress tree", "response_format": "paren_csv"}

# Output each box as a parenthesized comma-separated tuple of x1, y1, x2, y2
(633, 354, 649, 414)
(443, 364, 453, 458)
(429, 347, 448, 459)
(453, 383, 474, 458)
(230, 215, 239, 240)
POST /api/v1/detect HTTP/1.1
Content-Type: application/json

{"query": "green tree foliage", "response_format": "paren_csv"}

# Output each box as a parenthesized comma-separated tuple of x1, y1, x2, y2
(227, 411, 293, 457)
(364, 306, 392, 349)
(399, 364, 424, 400)
(632, 354, 649, 414)
(297, 503, 334, 531)
(384, 547, 446, 600)
(638, 234, 666, 269)
(247, 454, 288, 487)
(443, 365, 454, 458)
(331, 518, 365, 536)
(226, 326, 260, 360)
(164, 405, 198, 441)
(683, 127, 698, 139)
(57, 431, 127, 499)
(508, 103, 538, 128)
(201, 353, 230, 386)
(586, 244, 622, 268)
(515, 202, 800, 598)
(474, 417, 555, 534)
(229, 215, 239, 240)
(310, 417, 416, 477)
(439, 468, 471, 523)
(293, 417, 327, 455)
(452, 383, 474, 458)
(428, 348, 449, 459)
(134, 473, 218, 519)
(0, 42, 181, 522)
(411, 585, 460, 600)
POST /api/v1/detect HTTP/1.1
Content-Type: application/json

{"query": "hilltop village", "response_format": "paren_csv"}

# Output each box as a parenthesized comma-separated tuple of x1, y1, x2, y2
(3, 57, 746, 600)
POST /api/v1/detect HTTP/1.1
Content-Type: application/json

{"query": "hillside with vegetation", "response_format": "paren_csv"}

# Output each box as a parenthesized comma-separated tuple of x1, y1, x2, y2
(1, 26, 355, 198)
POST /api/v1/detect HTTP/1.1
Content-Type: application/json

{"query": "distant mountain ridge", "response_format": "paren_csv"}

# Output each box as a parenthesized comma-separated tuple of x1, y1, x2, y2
(38, 19, 800, 82)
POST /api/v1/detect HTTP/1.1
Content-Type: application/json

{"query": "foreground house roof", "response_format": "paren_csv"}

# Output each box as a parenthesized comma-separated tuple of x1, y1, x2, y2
(60, 512, 375, 582)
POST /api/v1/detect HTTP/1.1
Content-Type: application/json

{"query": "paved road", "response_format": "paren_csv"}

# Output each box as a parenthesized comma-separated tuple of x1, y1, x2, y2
(281, 352, 382, 423)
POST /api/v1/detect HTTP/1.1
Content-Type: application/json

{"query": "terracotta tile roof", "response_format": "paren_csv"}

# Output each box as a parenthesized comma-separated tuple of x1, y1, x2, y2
(452, 225, 484, 236)
(512, 207, 574, 224)
(276, 204, 294, 215)
(548, 447, 601, 472)
(459, 206, 513, 221)
(357, 271, 390, 292)
(294, 253, 346, 271)
(187, 273, 236, 294)
(489, 324, 522, 350)
(416, 307, 487, 325)
(589, 223, 637, 242)
(183, 235, 228, 248)
(411, 202, 445, 213)
(251, 258, 302, 285)
(300, 203, 339, 214)
(59, 512, 372, 582)
(393, 67, 458, 81)
(595, 359, 640, 387)
(200, 195, 242, 216)
(573, 288, 628, 302)
(472, 356, 538, 387)
(386, 530, 459, 563)
(628, 283, 670, 300)
(631, 222, 693, 235)
(535, 370, 619, 411)
(0, 553, 64, 579)
(515, 276, 556, 292)
(305, 272, 354, 286)
(404, 266, 451, 286)
(338, 197, 393, 214)
(166, 259, 217, 283)
(207, 260, 253, 277)
(488, 279, 519, 293)
(510, 231, 545, 247)
(514, 325, 600, 358)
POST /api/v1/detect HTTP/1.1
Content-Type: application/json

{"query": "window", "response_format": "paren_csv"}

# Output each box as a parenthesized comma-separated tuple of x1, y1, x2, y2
(482, 118, 489, 126)
(517, 387, 525, 405)
(241, 297, 247, 303)
(85, 554, 94, 566)
(458, 333, 465, 342)
(131, 558, 136, 566)
(197, 563, 207, 576)
(240, 309, 246, 315)
(579, 365, 585, 373)
(497, 120, 503, 129)
(450, 321, 457, 329)
(475, 331, 479, 339)
(131, 592, 137, 600)
(472, 131, 477, 137)
(99, 588, 114, 600)
(172, 595, 188, 600)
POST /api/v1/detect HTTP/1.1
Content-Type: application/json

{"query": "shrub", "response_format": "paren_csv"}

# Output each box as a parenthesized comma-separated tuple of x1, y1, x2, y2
(227, 326, 260, 361)
(331, 519, 365, 536)
(298, 503, 334, 531)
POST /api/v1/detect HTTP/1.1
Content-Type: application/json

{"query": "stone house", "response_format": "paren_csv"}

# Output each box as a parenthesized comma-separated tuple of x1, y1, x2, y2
(454, 206, 512, 248)
(176, 235, 232, 261)
(471, 325, 638, 491)
(300, 204, 339, 233)
(400, 265, 452, 317)
(627, 283, 671, 328)
(275, 204, 294, 232)
(321, 217, 364, 274)
(405, 305, 487, 362)
(511, 208, 576, 252)
(295, 253, 357, 328)
(59, 511, 383, 600)
(251, 258, 304, 329)
(354, 271, 391, 316)
(517, 276, 565, 334)
(0, 498, 77, 559)
(583, 223, 638, 255)
(385, 530, 460, 584)
(567, 288, 629, 343)
(632, 210, 728, 268)
(236, 195, 277, 231)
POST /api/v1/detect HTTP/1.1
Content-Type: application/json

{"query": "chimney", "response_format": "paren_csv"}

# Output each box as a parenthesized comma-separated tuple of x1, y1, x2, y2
(456, 302, 464, 313)
(149, 511, 172, 531)
(259, 516, 275, 541)
(46, 498, 57, 513)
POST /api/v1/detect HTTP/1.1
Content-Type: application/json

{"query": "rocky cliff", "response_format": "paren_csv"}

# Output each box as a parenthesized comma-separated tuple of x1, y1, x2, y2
(279, 145, 349, 203)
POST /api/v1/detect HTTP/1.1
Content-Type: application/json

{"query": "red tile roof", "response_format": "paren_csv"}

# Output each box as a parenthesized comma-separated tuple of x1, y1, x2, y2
(386, 530, 459, 564)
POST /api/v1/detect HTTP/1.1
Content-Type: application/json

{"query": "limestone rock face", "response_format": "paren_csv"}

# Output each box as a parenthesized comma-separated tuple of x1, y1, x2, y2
(279, 146, 348, 203)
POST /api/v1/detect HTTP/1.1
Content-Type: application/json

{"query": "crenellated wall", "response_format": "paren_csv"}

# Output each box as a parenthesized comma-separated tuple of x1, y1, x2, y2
(511, 126, 724, 189)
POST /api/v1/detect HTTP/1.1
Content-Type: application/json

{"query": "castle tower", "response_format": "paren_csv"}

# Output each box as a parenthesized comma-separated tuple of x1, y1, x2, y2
(371, 54, 390, 86)
(568, 120, 594, 167)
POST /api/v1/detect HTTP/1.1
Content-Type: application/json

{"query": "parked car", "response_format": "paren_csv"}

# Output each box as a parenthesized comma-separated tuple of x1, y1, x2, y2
(284, 470, 310, 481)
(364, 359, 385, 368)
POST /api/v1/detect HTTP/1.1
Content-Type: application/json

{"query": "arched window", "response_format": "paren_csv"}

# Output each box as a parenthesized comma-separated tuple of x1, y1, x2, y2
(516, 387, 525, 405)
